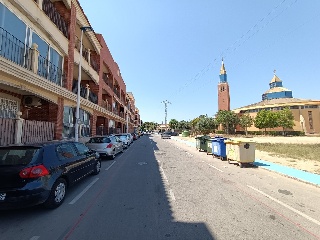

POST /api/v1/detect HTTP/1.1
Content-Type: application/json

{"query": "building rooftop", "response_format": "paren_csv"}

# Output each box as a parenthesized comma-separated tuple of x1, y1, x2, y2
(269, 74, 282, 83)
(233, 98, 320, 113)
(264, 86, 291, 94)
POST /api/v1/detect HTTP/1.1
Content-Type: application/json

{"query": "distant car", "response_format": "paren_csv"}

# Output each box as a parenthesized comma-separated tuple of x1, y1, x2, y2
(170, 132, 179, 136)
(132, 133, 138, 140)
(115, 134, 131, 148)
(86, 135, 123, 159)
(0, 141, 101, 210)
(161, 132, 171, 139)
(125, 133, 133, 144)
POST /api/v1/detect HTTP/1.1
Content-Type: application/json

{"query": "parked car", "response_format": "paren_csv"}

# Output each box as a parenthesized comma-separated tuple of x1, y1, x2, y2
(132, 133, 138, 140)
(125, 133, 133, 144)
(0, 141, 101, 210)
(86, 135, 123, 159)
(115, 134, 131, 148)
(161, 132, 172, 139)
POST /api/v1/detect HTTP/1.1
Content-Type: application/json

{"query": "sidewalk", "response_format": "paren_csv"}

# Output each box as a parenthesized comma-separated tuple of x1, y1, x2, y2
(171, 137, 320, 187)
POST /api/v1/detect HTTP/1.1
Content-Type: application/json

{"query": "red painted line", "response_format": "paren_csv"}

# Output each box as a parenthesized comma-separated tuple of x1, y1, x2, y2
(63, 159, 125, 240)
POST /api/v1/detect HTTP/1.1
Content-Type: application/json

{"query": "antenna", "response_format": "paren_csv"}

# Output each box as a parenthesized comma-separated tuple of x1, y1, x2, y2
(161, 100, 171, 125)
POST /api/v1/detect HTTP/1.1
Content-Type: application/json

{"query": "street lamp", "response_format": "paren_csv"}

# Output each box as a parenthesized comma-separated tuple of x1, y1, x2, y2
(75, 26, 93, 142)
(161, 100, 171, 126)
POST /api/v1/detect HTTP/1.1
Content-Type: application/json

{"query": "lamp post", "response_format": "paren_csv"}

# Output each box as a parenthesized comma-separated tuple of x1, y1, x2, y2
(161, 100, 171, 126)
(75, 26, 93, 142)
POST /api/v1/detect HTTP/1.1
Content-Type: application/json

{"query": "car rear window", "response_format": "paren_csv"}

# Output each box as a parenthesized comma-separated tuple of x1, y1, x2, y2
(88, 137, 111, 143)
(0, 147, 40, 166)
(116, 135, 127, 140)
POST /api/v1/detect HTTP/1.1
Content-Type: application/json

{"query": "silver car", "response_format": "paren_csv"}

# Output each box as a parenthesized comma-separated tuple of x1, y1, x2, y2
(86, 135, 123, 159)
(115, 134, 131, 148)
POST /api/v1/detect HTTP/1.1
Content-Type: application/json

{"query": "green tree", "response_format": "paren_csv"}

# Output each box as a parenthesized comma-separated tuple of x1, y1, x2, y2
(178, 120, 191, 131)
(169, 119, 179, 130)
(141, 121, 158, 132)
(277, 107, 295, 135)
(215, 110, 239, 134)
(254, 109, 278, 134)
(239, 114, 254, 135)
(195, 116, 217, 135)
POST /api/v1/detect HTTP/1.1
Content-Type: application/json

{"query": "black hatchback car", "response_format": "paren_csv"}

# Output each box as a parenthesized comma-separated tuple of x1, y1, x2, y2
(0, 141, 101, 210)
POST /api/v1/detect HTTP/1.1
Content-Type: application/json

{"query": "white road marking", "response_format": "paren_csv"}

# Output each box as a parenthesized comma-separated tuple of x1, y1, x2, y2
(247, 185, 320, 227)
(160, 166, 169, 183)
(208, 163, 224, 172)
(69, 178, 99, 205)
(105, 161, 116, 171)
(30, 237, 40, 240)
(169, 189, 176, 201)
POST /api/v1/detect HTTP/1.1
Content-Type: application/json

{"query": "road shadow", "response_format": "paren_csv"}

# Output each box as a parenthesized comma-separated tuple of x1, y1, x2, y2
(148, 136, 215, 239)
(0, 135, 215, 240)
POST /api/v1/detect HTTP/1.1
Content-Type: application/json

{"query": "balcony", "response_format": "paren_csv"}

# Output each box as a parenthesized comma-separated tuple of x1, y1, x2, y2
(0, 27, 65, 86)
(42, 0, 69, 38)
(102, 73, 113, 87)
(75, 36, 99, 73)
(72, 80, 98, 104)
(113, 88, 120, 99)
(101, 100, 112, 112)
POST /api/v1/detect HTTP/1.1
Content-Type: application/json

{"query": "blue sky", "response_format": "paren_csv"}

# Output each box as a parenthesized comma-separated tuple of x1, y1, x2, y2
(79, 0, 320, 124)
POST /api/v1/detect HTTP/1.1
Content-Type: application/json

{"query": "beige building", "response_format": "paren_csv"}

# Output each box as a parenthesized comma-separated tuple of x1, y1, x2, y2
(233, 74, 320, 134)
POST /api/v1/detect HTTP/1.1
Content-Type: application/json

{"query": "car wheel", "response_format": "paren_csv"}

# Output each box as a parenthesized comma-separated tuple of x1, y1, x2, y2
(109, 150, 116, 160)
(92, 160, 101, 175)
(44, 178, 67, 209)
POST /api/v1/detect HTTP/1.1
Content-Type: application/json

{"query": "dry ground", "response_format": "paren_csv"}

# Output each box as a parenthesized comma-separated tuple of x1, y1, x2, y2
(176, 136, 320, 174)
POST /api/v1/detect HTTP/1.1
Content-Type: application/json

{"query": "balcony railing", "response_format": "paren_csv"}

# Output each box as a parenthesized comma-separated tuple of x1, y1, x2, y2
(72, 80, 98, 104)
(38, 54, 63, 85)
(113, 88, 120, 99)
(75, 36, 99, 74)
(101, 101, 112, 112)
(90, 57, 99, 73)
(42, 0, 69, 38)
(0, 27, 64, 87)
(102, 73, 113, 86)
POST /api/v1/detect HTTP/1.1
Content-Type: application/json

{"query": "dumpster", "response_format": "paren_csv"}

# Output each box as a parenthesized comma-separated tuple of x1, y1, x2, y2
(206, 138, 215, 155)
(225, 139, 255, 167)
(212, 137, 228, 160)
(195, 135, 211, 152)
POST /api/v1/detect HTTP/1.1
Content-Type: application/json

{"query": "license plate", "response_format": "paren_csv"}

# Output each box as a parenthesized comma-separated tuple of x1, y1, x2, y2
(0, 193, 6, 201)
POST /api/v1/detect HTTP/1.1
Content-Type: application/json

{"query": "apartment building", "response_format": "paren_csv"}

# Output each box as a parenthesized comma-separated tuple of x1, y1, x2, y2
(0, 0, 140, 146)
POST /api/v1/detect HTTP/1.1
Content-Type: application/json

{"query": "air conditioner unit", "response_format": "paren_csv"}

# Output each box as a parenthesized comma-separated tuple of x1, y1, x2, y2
(23, 96, 42, 107)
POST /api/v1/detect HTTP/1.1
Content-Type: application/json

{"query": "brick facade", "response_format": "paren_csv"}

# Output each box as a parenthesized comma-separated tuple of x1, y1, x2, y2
(65, 3, 76, 91)
(218, 83, 230, 111)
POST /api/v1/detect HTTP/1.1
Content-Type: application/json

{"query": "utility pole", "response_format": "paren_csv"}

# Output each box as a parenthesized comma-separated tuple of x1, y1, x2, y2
(161, 100, 171, 126)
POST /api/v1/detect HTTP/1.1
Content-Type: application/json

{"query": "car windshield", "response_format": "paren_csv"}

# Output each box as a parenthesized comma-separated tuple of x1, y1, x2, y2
(117, 136, 127, 140)
(0, 147, 40, 166)
(88, 137, 111, 143)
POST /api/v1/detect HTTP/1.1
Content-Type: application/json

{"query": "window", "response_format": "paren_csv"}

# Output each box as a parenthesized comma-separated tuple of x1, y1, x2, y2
(290, 106, 299, 109)
(74, 142, 89, 156)
(308, 111, 313, 130)
(305, 105, 318, 109)
(57, 144, 77, 159)
(88, 137, 111, 143)
(0, 97, 18, 119)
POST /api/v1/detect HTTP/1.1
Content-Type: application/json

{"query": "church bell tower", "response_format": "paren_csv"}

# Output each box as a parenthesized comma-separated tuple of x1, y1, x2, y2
(218, 59, 230, 111)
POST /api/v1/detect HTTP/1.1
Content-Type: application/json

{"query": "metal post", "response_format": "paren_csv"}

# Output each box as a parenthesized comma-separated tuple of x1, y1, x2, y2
(161, 100, 171, 126)
(75, 26, 93, 142)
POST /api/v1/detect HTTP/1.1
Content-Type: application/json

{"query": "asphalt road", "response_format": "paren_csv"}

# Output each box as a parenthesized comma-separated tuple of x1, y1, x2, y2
(1, 134, 320, 240)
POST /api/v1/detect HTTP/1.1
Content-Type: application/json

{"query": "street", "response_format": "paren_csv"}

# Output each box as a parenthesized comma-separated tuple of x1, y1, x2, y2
(1, 134, 320, 240)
